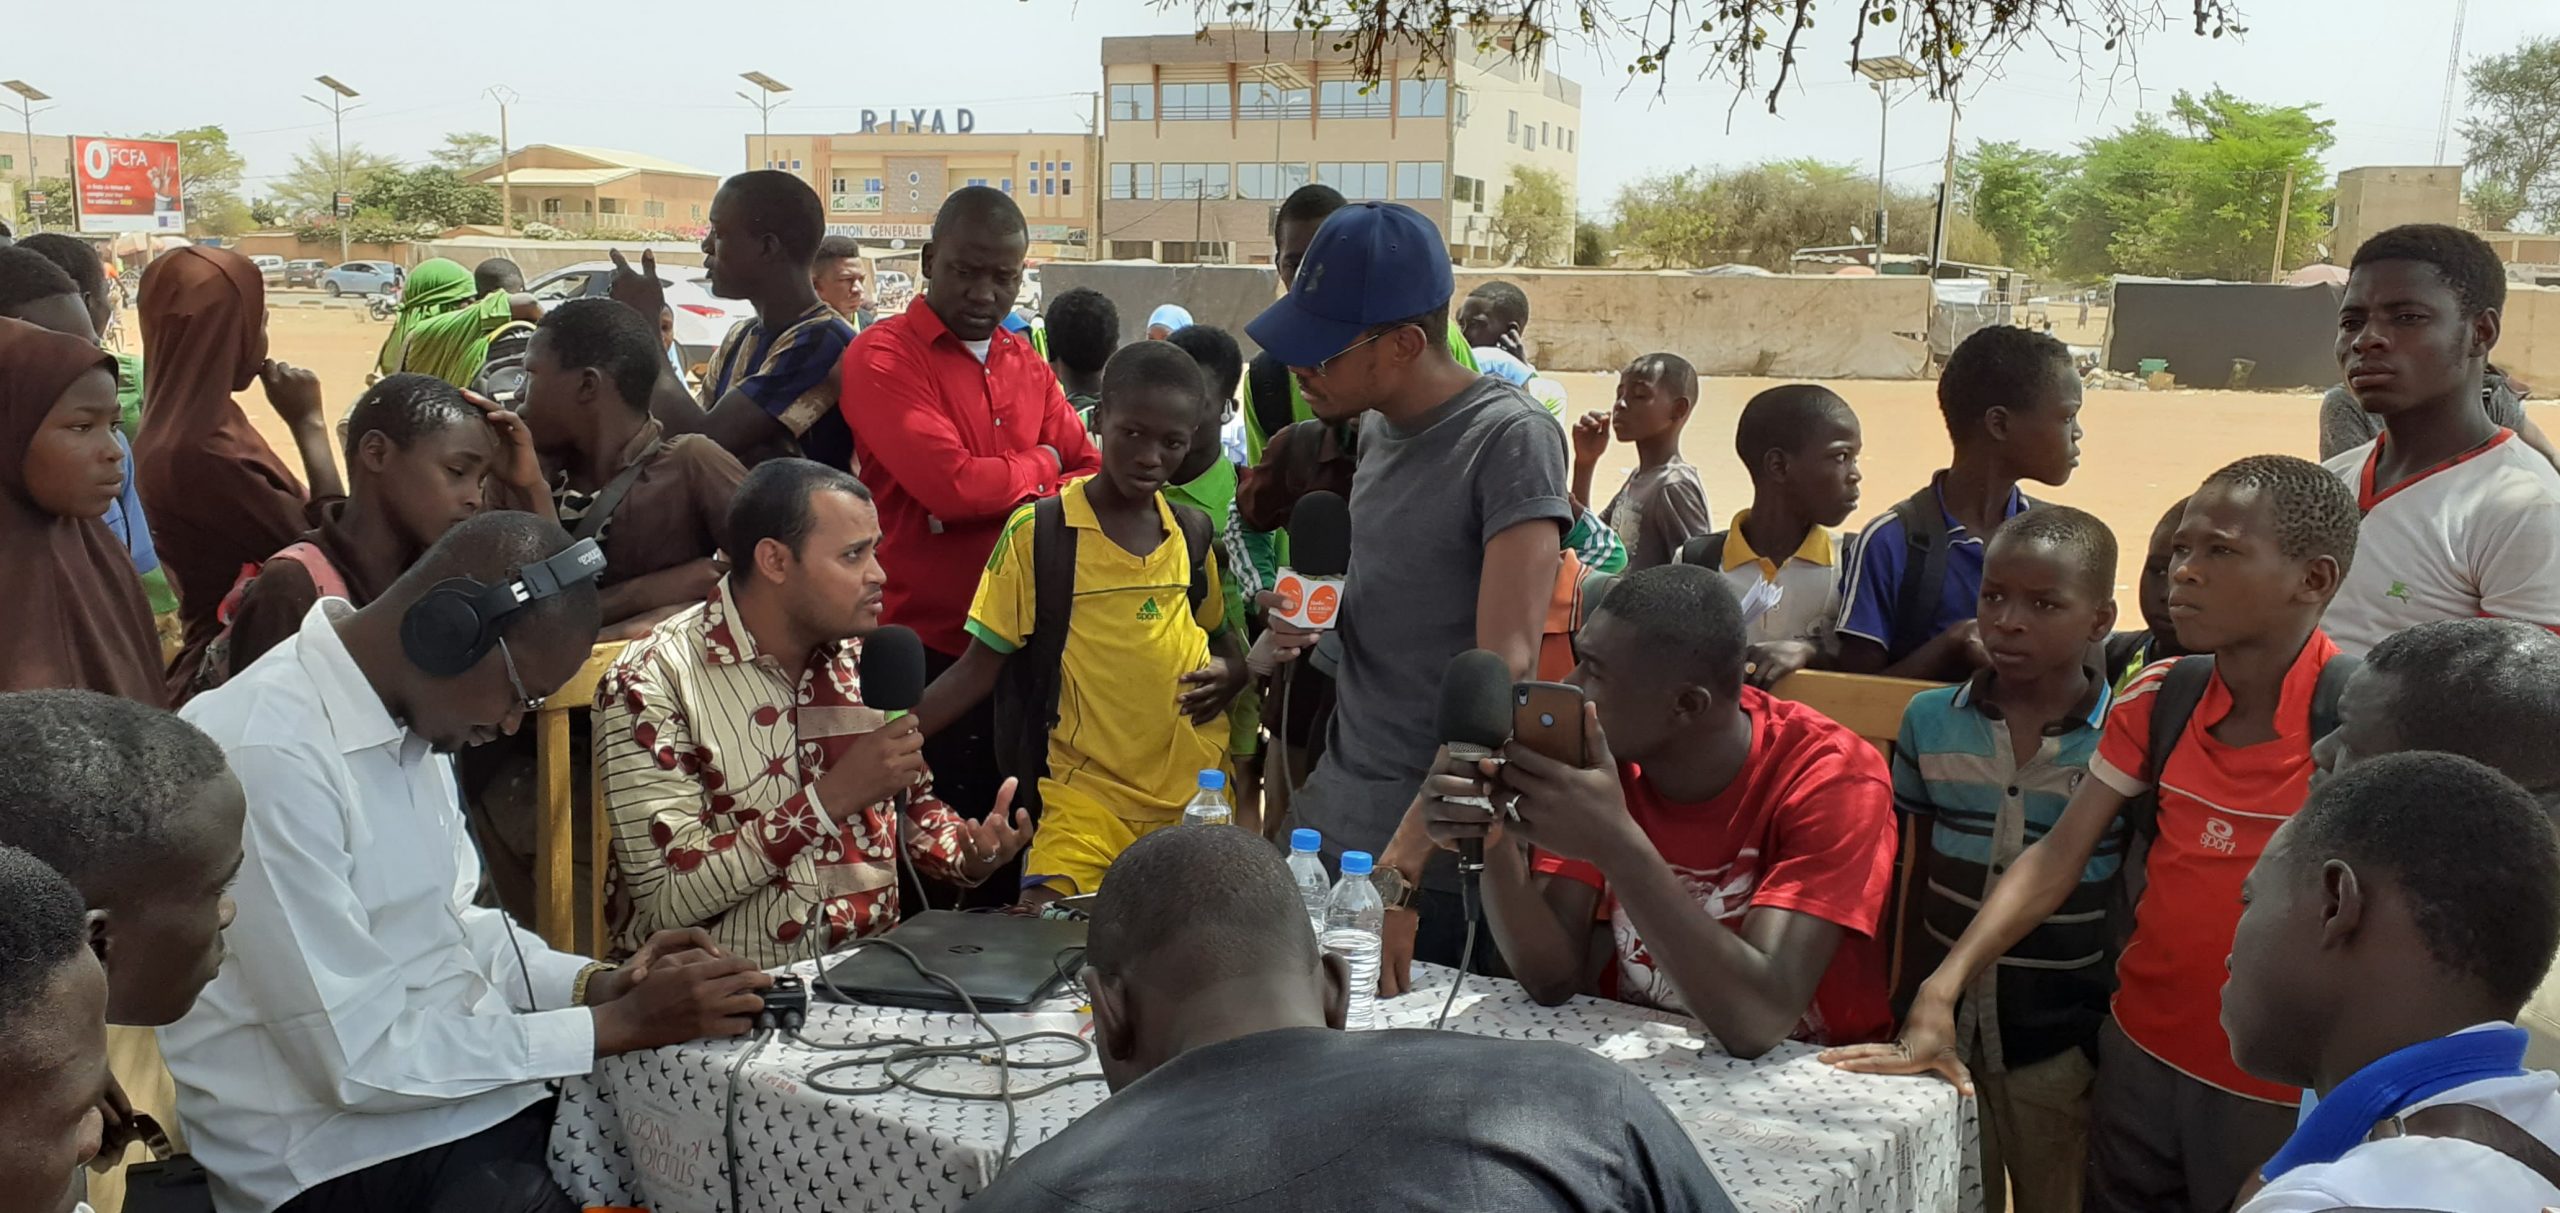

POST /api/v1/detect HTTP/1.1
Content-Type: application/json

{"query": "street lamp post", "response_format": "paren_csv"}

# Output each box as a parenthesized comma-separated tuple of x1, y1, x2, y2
(738, 72, 792, 171)
(1853, 56, 1924, 267)
(304, 76, 361, 261)
(487, 85, 519, 233)
(1, 80, 54, 233)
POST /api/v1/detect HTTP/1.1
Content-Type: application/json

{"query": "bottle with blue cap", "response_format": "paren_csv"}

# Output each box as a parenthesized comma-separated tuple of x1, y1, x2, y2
(1324, 851, 1386, 1030)
(1285, 829, 1329, 935)
(1180, 769, 1231, 827)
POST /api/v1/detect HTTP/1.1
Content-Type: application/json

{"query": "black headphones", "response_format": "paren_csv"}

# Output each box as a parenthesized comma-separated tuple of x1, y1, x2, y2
(399, 538, 608, 678)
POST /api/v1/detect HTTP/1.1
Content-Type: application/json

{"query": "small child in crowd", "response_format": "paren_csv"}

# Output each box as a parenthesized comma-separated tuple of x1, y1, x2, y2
(1573, 352, 1711, 571)
(920, 341, 1249, 898)
(216, 374, 541, 685)
(2321, 224, 2560, 655)
(1889, 505, 2124, 1213)
(1047, 286, 1119, 423)
(1830, 453, 2362, 1213)
(1460, 281, 1566, 416)
(1163, 325, 1260, 804)
(1839, 325, 2083, 680)
(1686, 383, 1864, 687)
(2104, 496, 2192, 692)
(519, 298, 748, 638)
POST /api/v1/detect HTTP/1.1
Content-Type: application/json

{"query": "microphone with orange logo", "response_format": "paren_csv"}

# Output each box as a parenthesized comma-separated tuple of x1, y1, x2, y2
(1273, 490, 1349, 631)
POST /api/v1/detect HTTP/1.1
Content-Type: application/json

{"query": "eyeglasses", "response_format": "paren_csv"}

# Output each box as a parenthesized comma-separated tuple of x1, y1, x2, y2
(1309, 323, 1417, 378)
(498, 638, 547, 715)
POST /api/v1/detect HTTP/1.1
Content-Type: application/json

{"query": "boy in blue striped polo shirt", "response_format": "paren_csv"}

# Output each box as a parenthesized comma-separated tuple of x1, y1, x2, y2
(1891, 504, 2124, 1213)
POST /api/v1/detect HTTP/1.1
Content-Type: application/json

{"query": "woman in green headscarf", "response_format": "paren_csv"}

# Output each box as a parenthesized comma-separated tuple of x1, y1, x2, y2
(372, 257, 539, 388)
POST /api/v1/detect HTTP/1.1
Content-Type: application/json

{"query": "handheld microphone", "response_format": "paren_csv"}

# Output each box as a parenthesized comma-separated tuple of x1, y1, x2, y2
(1436, 649, 1516, 874)
(1274, 490, 1349, 630)
(857, 625, 927, 721)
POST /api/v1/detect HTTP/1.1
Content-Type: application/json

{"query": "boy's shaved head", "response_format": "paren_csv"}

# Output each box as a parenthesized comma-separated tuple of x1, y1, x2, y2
(1626, 352, 1698, 403)
(1990, 504, 2118, 600)
(2201, 454, 2361, 579)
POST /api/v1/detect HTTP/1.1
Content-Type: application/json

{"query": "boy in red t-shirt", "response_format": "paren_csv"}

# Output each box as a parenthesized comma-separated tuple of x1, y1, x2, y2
(1826, 454, 2364, 1213)
(1424, 563, 1897, 1058)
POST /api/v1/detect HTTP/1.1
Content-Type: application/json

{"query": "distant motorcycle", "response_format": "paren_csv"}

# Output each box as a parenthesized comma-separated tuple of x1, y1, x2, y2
(367, 287, 399, 323)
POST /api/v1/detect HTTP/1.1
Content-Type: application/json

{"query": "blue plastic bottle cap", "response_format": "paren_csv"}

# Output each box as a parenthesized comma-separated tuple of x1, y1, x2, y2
(1290, 828, 1320, 853)
(1340, 851, 1374, 876)
(1197, 769, 1226, 791)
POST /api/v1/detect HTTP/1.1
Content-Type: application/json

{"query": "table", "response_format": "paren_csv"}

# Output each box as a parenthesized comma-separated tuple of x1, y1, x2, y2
(550, 965, 1982, 1213)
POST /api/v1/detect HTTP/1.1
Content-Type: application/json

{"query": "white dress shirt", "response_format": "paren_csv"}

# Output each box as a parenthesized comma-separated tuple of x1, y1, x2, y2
(163, 602, 598, 1213)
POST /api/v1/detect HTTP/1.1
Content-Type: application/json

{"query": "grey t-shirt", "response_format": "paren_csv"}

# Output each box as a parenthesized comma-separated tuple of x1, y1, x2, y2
(1296, 377, 1571, 886)
(2318, 374, 2527, 460)
(966, 1027, 1738, 1213)
(1605, 459, 1715, 570)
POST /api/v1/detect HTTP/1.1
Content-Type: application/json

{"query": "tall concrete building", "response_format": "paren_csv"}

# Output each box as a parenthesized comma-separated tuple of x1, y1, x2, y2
(751, 124, 1099, 261)
(2329, 166, 2462, 265)
(1096, 25, 1581, 264)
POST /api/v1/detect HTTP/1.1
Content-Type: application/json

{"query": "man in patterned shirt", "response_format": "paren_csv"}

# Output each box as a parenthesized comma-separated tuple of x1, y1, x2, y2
(598, 459, 1035, 968)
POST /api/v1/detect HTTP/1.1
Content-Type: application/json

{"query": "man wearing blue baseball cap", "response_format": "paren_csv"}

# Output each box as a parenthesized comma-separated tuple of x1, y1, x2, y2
(1248, 202, 1569, 986)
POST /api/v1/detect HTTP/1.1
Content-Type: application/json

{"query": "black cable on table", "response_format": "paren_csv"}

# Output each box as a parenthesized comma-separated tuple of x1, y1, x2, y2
(723, 1028, 774, 1213)
(1437, 867, 1481, 1032)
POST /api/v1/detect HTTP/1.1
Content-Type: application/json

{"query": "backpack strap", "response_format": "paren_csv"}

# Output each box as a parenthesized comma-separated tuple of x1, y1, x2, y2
(1170, 501, 1214, 618)
(991, 496, 1077, 818)
(1889, 485, 1951, 661)
(572, 440, 668, 543)
(2375, 1103, 2560, 1193)
(1678, 529, 1730, 570)
(1247, 351, 1296, 448)
(2127, 655, 2217, 841)
(2309, 651, 2361, 741)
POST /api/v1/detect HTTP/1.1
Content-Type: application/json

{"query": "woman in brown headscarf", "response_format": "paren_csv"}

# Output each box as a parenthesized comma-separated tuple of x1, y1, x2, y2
(0, 317, 164, 703)
(132, 245, 345, 692)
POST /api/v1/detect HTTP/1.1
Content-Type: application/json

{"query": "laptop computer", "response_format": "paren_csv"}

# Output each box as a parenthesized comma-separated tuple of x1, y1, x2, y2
(817, 910, 1088, 1013)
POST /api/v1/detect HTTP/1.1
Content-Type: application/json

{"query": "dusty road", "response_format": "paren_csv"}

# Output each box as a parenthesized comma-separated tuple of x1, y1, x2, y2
(195, 304, 2556, 599)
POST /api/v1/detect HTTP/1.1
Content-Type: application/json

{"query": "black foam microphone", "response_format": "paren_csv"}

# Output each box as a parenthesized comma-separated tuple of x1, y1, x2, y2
(1436, 648, 1516, 874)
(1275, 491, 1350, 629)
(858, 624, 928, 719)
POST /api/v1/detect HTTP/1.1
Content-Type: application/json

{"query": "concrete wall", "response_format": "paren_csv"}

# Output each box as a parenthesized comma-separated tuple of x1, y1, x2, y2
(2501, 286, 2560, 391)
(230, 232, 410, 265)
(2330, 166, 2461, 265)
(1042, 262, 1934, 378)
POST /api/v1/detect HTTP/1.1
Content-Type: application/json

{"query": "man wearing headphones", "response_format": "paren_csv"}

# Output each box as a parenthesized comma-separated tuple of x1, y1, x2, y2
(164, 511, 774, 1213)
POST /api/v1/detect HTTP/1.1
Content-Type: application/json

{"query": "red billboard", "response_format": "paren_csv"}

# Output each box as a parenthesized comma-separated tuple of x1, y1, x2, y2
(72, 136, 184, 234)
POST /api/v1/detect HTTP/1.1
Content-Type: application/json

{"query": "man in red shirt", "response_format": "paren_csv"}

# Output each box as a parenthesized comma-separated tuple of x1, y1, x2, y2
(841, 186, 1097, 868)
(1426, 564, 1897, 1057)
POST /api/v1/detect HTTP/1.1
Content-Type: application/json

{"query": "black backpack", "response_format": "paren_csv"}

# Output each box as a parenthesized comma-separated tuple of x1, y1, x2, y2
(1676, 528, 1729, 571)
(2107, 652, 2359, 951)
(990, 496, 1216, 816)
(1247, 351, 1296, 450)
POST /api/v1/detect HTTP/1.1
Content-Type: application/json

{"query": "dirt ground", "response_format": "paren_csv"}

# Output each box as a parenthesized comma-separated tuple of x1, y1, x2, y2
(199, 304, 2559, 600)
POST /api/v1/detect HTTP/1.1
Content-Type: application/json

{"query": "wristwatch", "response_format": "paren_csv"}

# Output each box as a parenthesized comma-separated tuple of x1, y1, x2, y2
(1371, 864, 1421, 912)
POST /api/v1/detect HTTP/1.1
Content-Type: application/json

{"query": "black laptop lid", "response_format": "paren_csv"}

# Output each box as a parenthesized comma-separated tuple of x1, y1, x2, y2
(818, 910, 1089, 1013)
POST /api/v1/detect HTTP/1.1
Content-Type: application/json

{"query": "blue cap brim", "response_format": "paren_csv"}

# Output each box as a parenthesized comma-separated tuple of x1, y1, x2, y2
(1246, 292, 1373, 370)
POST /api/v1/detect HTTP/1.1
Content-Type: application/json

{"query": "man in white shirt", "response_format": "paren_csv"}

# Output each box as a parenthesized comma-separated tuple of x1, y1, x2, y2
(2226, 751, 2560, 1212)
(165, 512, 774, 1213)
(2323, 224, 2560, 656)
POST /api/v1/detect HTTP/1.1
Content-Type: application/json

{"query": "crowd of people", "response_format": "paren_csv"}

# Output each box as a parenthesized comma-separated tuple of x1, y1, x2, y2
(4, 166, 2560, 1213)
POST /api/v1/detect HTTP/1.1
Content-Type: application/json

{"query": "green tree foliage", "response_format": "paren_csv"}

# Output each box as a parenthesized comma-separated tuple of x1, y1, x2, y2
(2461, 37, 2560, 231)
(355, 166, 502, 229)
(429, 132, 502, 174)
(1956, 140, 2070, 271)
(1611, 158, 2000, 269)
(270, 138, 403, 223)
(2052, 89, 2331, 280)
(1490, 165, 1572, 265)
(1573, 219, 1612, 266)
(148, 125, 251, 236)
(249, 198, 282, 228)
(19, 177, 76, 229)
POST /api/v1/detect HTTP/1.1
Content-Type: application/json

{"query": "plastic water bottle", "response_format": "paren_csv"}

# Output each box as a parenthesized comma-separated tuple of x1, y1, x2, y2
(1323, 851, 1387, 1030)
(1285, 829, 1330, 936)
(1181, 770, 1232, 827)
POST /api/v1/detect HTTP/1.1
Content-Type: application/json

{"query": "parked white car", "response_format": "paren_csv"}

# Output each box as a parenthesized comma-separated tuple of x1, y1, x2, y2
(525, 260, 754, 366)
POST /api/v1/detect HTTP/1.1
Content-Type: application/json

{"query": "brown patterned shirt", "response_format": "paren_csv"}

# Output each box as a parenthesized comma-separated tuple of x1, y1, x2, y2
(598, 580, 967, 967)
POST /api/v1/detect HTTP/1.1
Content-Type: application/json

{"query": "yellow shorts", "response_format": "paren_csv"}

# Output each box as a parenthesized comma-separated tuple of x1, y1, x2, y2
(1023, 788, 1180, 899)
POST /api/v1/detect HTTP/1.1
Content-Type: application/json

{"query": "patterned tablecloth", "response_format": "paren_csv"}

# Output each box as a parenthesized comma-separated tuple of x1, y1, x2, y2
(550, 964, 1982, 1213)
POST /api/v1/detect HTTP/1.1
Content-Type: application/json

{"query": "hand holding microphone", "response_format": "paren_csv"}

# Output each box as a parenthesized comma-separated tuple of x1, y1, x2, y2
(820, 626, 931, 822)
(1428, 649, 1516, 875)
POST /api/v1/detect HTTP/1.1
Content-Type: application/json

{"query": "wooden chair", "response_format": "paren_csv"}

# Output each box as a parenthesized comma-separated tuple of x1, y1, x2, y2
(534, 640, 627, 956)
(1767, 669, 1946, 761)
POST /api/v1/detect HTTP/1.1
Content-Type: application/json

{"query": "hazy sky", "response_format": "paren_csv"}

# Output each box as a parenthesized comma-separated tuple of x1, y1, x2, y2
(12, 0, 2558, 224)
